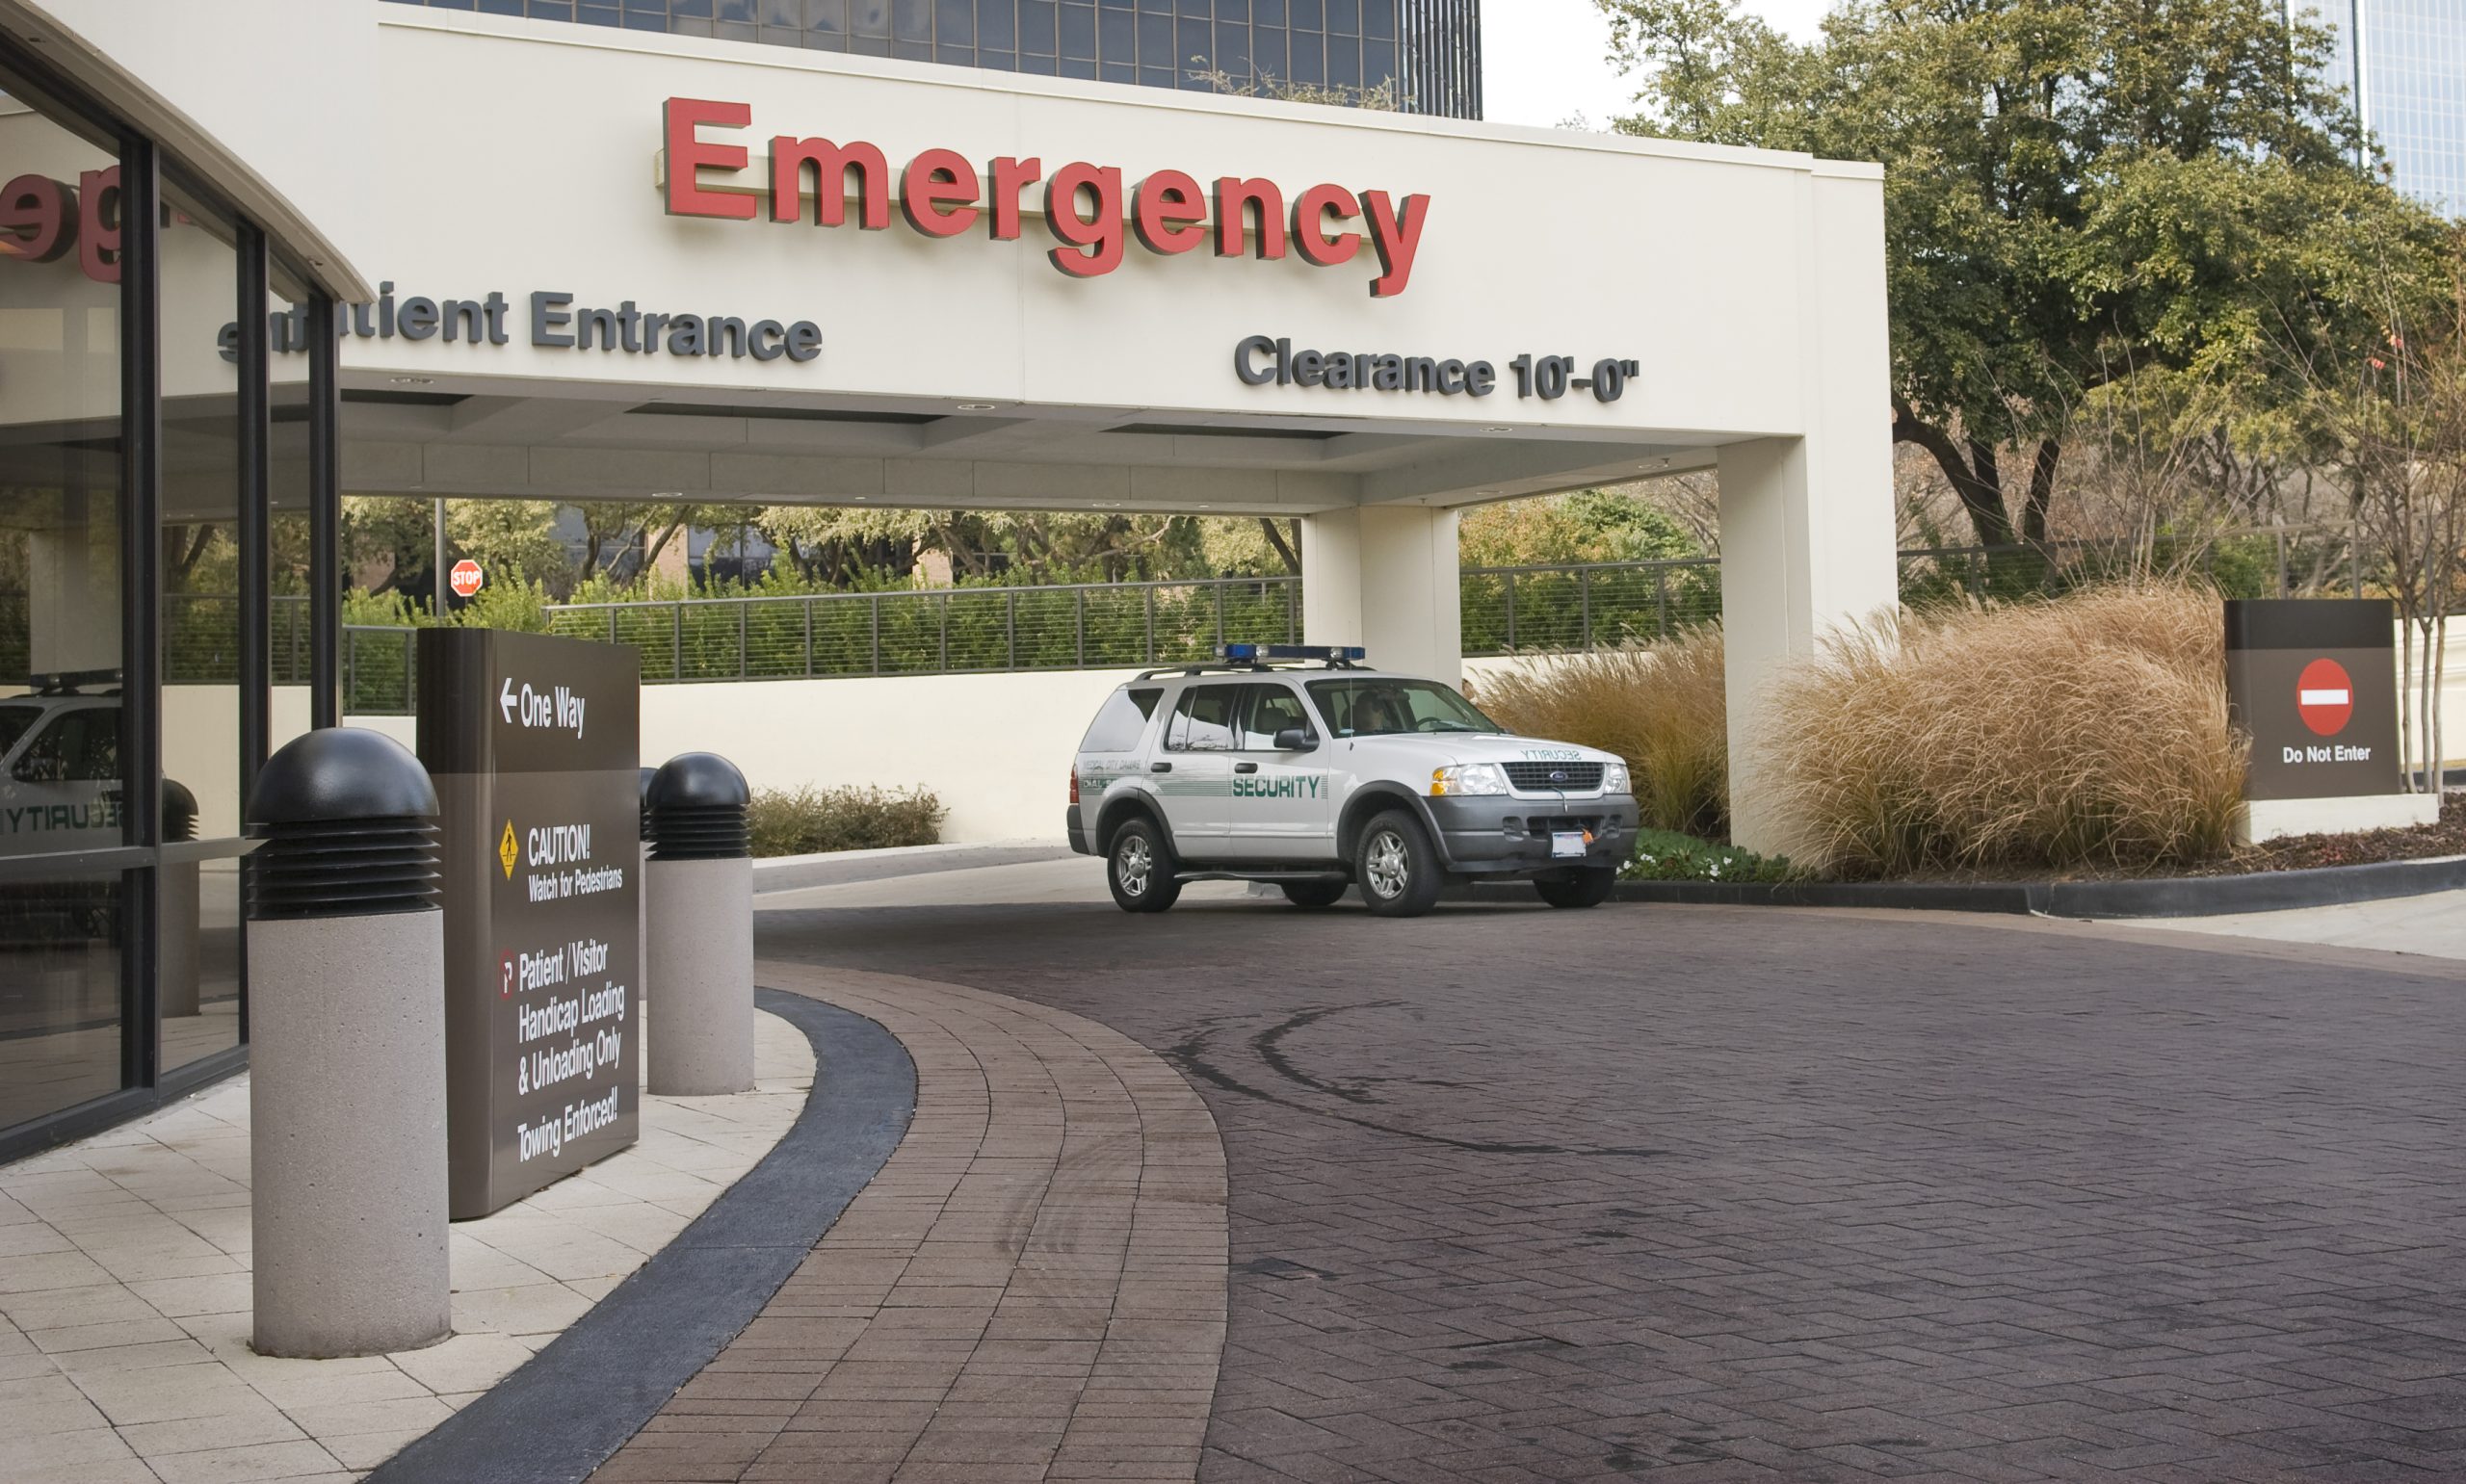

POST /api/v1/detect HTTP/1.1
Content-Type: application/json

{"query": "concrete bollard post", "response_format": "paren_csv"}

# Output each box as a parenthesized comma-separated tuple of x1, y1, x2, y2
(158, 780, 200, 1020)
(245, 728, 450, 1359)
(638, 767, 655, 1010)
(644, 752, 753, 1096)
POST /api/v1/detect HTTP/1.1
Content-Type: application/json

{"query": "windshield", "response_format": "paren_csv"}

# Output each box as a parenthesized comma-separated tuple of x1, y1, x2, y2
(0, 705, 36, 757)
(1306, 678, 1503, 738)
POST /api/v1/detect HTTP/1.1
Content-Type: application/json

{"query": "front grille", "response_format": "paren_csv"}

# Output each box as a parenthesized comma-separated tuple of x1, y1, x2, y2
(1525, 816, 1608, 835)
(1505, 761, 1604, 792)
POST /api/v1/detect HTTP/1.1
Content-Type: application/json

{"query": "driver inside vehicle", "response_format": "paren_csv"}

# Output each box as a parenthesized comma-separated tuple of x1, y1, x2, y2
(1355, 692, 1405, 735)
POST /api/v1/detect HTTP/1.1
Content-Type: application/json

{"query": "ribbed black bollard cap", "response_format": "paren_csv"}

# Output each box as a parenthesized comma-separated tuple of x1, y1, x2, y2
(646, 752, 750, 861)
(640, 767, 658, 837)
(162, 778, 197, 845)
(247, 728, 440, 921)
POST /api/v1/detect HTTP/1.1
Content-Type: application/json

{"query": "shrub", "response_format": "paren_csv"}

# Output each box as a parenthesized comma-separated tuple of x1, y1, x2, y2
(1474, 627, 1729, 837)
(747, 785, 947, 858)
(1622, 828, 1798, 883)
(1765, 585, 2246, 877)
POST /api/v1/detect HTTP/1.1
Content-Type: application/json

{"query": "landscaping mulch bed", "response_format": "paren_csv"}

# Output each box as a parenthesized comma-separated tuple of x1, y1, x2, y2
(2185, 791, 2464, 875)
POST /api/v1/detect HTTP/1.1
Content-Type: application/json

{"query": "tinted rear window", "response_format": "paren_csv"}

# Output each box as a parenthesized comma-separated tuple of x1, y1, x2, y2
(1080, 688, 1162, 753)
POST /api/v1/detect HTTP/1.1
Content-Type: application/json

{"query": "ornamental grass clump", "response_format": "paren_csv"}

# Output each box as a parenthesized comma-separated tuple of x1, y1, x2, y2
(1766, 585, 2246, 877)
(1475, 627, 1729, 838)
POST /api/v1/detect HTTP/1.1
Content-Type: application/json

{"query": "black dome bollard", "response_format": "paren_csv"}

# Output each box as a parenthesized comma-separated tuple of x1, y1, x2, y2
(244, 728, 450, 1358)
(643, 753, 753, 1094)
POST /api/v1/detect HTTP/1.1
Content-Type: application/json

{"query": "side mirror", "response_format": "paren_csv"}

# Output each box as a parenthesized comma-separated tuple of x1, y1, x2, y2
(1273, 727, 1317, 751)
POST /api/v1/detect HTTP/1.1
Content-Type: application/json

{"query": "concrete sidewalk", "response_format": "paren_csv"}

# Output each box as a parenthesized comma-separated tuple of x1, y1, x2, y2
(2137, 887, 2466, 962)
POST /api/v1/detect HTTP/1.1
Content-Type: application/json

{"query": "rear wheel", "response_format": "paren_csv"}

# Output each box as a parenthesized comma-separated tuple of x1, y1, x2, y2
(1279, 881, 1347, 909)
(1535, 868, 1618, 909)
(1355, 810, 1443, 918)
(1106, 818, 1182, 913)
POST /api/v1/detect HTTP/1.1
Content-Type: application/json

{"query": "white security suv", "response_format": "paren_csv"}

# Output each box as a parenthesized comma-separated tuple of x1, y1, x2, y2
(1065, 646, 1640, 918)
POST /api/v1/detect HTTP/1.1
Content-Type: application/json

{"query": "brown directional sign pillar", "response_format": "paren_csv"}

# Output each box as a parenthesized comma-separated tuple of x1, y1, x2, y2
(419, 628, 643, 1219)
(2225, 599, 2402, 801)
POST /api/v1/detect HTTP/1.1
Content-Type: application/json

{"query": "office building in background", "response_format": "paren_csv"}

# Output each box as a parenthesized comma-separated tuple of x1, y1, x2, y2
(2314, 0, 2466, 211)
(382, 0, 1485, 118)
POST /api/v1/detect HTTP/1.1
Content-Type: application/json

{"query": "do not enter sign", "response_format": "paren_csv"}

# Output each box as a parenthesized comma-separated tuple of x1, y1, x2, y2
(2296, 657, 2353, 737)
(449, 560, 485, 599)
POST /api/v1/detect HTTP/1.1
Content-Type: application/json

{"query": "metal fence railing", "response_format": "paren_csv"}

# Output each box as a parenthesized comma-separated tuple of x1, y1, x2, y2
(1, 527, 2366, 708)
(545, 576, 1303, 684)
(1460, 559, 1723, 656)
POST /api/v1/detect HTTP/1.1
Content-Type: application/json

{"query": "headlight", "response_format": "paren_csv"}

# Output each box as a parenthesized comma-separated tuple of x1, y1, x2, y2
(1600, 761, 1632, 794)
(1430, 763, 1509, 796)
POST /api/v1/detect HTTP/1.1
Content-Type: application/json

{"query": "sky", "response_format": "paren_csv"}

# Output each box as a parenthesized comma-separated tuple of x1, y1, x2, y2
(1481, 0, 1832, 131)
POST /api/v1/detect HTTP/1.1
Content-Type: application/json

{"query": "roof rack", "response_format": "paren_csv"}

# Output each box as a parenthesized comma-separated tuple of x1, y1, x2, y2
(1132, 644, 1371, 682)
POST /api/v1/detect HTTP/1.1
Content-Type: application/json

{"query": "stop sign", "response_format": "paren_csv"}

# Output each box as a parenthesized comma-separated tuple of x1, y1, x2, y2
(2295, 657, 2353, 737)
(448, 559, 485, 599)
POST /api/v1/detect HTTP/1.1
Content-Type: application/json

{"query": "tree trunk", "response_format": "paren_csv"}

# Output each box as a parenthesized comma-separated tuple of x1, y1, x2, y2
(1259, 518, 1302, 575)
(1891, 403, 2018, 547)
(2021, 438, 2060, 547)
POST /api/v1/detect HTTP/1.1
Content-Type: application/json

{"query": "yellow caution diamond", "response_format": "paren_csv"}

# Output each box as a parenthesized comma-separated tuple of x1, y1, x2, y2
(498, 820, 519, 879)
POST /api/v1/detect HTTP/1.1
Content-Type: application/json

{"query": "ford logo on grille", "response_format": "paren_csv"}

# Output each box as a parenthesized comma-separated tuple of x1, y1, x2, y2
(1548, 769, 1570, 785)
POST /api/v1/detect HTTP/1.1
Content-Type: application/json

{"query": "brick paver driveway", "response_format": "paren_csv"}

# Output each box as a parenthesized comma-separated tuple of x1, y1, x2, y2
(760, 897, 2466, 1483)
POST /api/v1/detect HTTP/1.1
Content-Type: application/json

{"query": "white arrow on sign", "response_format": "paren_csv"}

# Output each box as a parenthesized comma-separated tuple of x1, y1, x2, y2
(499, 678, 517, 723)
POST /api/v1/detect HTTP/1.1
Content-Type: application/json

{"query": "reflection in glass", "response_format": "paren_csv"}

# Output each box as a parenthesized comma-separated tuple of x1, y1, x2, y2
(159, 177, 244, 1070)
(0, 75, 130, 1125)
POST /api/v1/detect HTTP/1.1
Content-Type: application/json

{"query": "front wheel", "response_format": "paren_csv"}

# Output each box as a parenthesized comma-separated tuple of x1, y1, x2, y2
(1107, 818, 1182, 913)
(1535, 868, 1618, 909)
(1355, 810, 1443, 918)
(1279, 881, 1348, 909)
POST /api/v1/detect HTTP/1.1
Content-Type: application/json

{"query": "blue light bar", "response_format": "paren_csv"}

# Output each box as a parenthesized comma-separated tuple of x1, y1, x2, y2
(1215, 644, 1368, 664)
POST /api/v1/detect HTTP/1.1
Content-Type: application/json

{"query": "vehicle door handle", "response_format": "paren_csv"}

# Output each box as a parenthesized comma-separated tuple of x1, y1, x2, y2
(1151, 762, 1172, 773)
(1235, 763, 1259, 774)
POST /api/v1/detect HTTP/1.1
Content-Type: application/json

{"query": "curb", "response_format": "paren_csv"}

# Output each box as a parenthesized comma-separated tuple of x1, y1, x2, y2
(1466, 853, 2466, 919)
(367, 990, 916, 1484)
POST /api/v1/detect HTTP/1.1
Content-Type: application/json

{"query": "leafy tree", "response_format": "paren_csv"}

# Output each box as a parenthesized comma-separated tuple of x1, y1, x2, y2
(1460, 488, 1706, 567)
(1597, 0, 2445, 547)
(448, 500, 568, 594)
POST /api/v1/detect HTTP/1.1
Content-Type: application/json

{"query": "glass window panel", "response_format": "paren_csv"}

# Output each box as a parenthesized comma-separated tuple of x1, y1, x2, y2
(1098, 7, 1133, 61)
(1360, 0, 1389, 36)
(157, 175, 245, 1078)
(1214, 17, 1249, 75)
(1138, 10, 1172, 65)
(0, 872, 126, 1129)
(850, 0, 891, 35)
(895, 0, 930, 40)
(1362, 36, 1393, 90)
(1328, 31, 1358, 89)
(1020, 0, 1057, 53)
(1061, 1, 1095, 59)
(1059, 53, 1096, 77)
(1292, 0, 1321, 27)
(936, 0, 973, 42)
(1328, 0, 1355, 31)
(805, 0, 847, 30)
(979, 2, 1016, 46)
(1252, 24, 1285, 82)
(1100, 59, 1135, 82)
(0, 73, 128, 1127)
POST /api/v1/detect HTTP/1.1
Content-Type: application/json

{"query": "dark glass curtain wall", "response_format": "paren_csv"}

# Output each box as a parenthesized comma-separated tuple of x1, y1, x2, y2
(382, 0, 1483, 118)
(0, 40, 343, 1161)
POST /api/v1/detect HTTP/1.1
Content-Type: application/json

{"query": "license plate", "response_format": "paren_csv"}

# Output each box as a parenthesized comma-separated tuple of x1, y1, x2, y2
(1551, 831, 1588, 859)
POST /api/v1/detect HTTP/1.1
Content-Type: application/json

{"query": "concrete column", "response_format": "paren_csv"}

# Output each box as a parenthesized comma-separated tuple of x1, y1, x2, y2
(1300, 506, 1462, 684)
(1716, 166, 1900, 854)
(645, 855, 755, 1094)
(28, 516, 119, 676)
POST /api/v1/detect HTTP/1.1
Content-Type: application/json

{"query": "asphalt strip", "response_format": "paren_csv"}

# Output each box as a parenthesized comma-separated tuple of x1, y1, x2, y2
(368, 989, 917, 1484)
